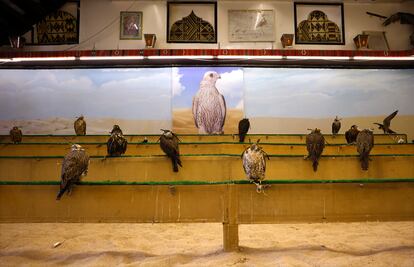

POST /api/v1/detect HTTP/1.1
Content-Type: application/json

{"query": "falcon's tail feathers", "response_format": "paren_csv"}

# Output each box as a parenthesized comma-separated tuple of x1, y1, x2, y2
(312, 159, 318, 172)
(56, 186, 68, 200)
(239, 133, 246, 142)
(360, 145, 370, 171)
(171, 157, 179, 172)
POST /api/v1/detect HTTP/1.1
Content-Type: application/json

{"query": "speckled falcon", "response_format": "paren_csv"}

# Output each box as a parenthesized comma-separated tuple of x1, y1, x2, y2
(241, 139, 269, 193)
(356, 129, 374, 171)
(9, 126, 22, 144)
(306, 128, 325, 172)
(56, 144, 90, 200)
(74, 115, 86, 136)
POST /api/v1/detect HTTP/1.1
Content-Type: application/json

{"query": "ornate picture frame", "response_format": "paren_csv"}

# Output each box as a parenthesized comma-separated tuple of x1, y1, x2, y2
(228, 10, 275, 42)
(120, 11, 143, 40)
(294, 2, 345, 45)
(23, 0, 80, 45)
(167, 1, 217, 43)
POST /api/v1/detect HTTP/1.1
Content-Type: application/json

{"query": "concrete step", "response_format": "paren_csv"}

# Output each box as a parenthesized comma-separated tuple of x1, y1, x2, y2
(1, 142, 413, 157)
(1, 155, 413, 182)
(0, 133, 408, 144)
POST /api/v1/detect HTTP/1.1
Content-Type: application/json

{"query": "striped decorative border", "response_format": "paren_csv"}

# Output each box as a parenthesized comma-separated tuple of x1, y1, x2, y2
(1, 49, 413, 58)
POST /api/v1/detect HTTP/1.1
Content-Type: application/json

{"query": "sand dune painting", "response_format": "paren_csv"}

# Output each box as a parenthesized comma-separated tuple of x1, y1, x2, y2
(172, 67, 244, 134)
(0, 68, 172, 134)
(244, 68, 414, 141)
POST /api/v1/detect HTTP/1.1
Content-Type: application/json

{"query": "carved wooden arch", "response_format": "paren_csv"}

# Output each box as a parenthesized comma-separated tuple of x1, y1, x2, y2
(36, 10, 78, 45)
(169, 11, 216, 43)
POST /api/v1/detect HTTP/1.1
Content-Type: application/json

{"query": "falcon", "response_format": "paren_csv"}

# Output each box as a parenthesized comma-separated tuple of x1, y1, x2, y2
(74, 115, 86, 136)
(9, 126, 22, 144)
(332, 116, 341, 135)
(306, 128, 325, 172)
(107, 125, 128, 156)
(242, 139, 269, 193)
(356, 129, 374, 171)
(345, 125, 360, 144)
(192, 71, 226, 134)
(238, 118, 250, 142)
(374, 110, 398, 134)
(56, 144, 90, 200)
(159, 129, 182, 172)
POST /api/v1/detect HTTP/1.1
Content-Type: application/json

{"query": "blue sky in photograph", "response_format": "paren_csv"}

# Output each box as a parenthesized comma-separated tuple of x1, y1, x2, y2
(172, 67, 244, 109)
(0, 68, 172, 120)
(244, 68, 414, 118)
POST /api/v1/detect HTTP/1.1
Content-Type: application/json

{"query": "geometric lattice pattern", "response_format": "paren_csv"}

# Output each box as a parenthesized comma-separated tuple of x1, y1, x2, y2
(36, 10, 78, 45)
(297, 10, 341, 43)
(169, 11, 216, 43)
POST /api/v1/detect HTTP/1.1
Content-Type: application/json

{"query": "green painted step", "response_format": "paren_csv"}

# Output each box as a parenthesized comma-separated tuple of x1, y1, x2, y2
(0, 133, 407, 144)
(1, 142, 413, 156)
(1, 154, 413, 182)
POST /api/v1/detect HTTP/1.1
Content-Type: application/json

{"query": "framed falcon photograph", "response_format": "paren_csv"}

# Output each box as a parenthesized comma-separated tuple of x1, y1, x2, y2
(294, 2, 345, 45)
(167, 1, 217, 43)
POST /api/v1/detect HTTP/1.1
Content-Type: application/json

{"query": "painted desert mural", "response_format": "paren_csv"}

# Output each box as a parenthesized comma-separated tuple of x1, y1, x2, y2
(0, 67, 413, 140)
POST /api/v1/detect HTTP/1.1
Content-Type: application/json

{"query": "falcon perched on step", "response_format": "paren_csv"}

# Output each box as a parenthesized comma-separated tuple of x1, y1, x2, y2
(192, 71, 227, 134)
(159, 129, 182, 172)
(238, 118, 250, 142)
(107, 125, 128, 156)
(374, 110, 398, 134)
(383, 12, 414, 46)
(345, 125, 360, 144)
(242, 139, 269, 193)
(9, 126, 22, 144)
(356, 129, 374, 171)
(332, 116, 341, 135)
(56, 144, 90, 200)
(74, 115, 86, 136)
(306, 128, 325, 172)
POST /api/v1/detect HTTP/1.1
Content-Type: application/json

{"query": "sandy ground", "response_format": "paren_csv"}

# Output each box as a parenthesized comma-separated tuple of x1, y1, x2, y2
(173, 109, 244, 134)
(0, 222, 413, 266)
(250, 115, 414, 142)
(0, 118, 171, 135)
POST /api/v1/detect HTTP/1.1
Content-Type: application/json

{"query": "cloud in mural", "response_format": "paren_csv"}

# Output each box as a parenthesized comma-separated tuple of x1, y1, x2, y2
(216, 69, 243, 100)
(172, 67, 186, 96)
(0, 69, 172, 120)
(244, 68, 414, 118)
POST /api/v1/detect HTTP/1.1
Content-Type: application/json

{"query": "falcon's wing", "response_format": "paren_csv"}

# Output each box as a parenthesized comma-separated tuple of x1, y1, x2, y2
(383, 13, 404, 26)
(192, 95, 199, 128)
(383, 110, 398, 125)
(219, 94, 227, 128)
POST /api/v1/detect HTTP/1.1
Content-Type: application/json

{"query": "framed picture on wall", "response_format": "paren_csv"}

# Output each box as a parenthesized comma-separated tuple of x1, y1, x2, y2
(120, 11, 143, 40)
(294, 2, 345, 45)
(23, 0, 80, 45)
(228, 10, 275, 42)
(167, 1, 217, 43)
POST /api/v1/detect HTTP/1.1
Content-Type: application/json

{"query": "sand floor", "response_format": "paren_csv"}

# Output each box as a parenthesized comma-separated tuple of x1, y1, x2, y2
(0, 222, 413, 266)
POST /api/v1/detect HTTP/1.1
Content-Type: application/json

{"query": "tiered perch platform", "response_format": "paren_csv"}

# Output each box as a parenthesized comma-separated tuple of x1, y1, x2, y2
(1, 134, 413, 251)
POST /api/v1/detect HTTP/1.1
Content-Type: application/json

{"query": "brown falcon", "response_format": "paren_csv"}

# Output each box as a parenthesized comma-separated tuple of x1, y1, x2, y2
(345, 125, 360, 144)
(356, 129, 374, 171)
(107, 125, 128, 156)
(332, 116, 341, 135)
(9, 126, 22, 144)
(56, 144, 90, 200)
(242, 139, 269, 193)
(374, 110, 398, 134)
(238, 118, 250, 142)
(74, 115, 86, 136)
(306, 128, 325, 172)
(159, 129, 182, 172)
